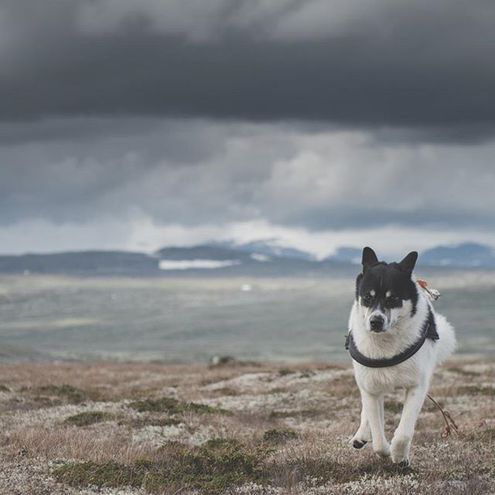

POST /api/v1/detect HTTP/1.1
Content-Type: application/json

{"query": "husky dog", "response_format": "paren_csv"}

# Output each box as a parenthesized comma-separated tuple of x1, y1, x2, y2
(347, 247, 456, 467)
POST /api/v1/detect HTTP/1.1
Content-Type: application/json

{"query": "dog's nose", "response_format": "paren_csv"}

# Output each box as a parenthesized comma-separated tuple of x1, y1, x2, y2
(370, 315, 385, 332)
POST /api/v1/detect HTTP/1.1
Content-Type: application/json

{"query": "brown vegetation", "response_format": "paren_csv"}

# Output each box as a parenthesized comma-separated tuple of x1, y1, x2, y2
(0, 359, 493, 494)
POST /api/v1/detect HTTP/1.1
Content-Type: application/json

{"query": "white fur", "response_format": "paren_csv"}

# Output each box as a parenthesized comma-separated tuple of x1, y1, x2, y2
(349, 280, 456, 465)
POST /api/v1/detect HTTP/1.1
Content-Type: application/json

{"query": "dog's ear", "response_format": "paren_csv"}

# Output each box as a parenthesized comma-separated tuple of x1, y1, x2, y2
(399, 251, 418, 274)
(362, 246, 378, 270)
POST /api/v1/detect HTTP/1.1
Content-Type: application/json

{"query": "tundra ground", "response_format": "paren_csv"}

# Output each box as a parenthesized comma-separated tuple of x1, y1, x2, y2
(0, 359, 493, 494)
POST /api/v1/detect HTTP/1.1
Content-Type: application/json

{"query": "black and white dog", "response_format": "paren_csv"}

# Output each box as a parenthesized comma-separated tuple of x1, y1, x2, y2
(347, 247, 456, 467)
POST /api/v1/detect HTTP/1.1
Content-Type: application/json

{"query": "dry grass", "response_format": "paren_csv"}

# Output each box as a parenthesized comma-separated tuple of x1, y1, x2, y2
(0, 359, 494, 494)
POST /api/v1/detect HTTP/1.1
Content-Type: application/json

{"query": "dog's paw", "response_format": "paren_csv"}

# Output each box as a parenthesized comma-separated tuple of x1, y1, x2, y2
(373, 443, 391, 458)
(352, 439, 368, 449)
(391, 435, 411, 465)
(350, 428, 371, 450)
(398, 459, 411, 469)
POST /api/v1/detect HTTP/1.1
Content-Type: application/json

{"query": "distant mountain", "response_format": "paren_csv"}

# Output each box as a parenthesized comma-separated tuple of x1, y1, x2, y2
(420, 242, 495, 267)
(0, 242, 494, 276)
(211, 240, 315, 261)
(0, 251, 158, 275)
(156, 245, 252, 262)
(323, 243, 495, 268)
(0, 244, 321, 276)
(154, 242, 320, 273)
(323, 247, 362, 264)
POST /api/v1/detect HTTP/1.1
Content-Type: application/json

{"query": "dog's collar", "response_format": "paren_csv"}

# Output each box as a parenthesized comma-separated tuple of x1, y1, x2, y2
(345, 308, 439, 368)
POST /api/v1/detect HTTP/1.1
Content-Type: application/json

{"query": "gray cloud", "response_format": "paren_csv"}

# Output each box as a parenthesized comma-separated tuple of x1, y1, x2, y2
(1, 1, 495, 253)
(1, 119, 494, 232)
(1, 0, 495, 135)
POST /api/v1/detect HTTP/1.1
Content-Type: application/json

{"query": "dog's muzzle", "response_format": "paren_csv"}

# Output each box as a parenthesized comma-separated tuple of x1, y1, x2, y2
(369, 314, 385, 332)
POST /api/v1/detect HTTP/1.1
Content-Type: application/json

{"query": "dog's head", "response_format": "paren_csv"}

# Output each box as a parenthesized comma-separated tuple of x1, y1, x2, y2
(355, 247, 418, 333)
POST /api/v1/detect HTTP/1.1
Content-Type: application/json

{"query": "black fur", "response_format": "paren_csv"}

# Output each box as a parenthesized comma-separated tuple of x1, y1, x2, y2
(356, 248, 418, 316)
(355, 273, 363, 301)
(362, 246, 379, 270)
(399, 251, 418, 274)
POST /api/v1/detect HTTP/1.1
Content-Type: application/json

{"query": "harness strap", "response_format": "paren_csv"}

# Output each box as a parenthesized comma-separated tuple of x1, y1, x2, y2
(345, 308, 438, 368)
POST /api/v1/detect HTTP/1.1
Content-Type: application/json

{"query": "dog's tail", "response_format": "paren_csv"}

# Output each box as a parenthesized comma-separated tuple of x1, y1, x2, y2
(435, 313, 457, 364)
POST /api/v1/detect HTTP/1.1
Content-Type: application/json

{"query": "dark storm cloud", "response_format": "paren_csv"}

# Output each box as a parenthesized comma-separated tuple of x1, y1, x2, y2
(1, 0, 495, 134)
(1, 119, 495, 231)
(1, 0, 495, 251)
(0, 119, 291, 225)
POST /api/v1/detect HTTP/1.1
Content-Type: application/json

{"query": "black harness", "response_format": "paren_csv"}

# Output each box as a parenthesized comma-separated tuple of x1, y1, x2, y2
(345, 308, 439, 368)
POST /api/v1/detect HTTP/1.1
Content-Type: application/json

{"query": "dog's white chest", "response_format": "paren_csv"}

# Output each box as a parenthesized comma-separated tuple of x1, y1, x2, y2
(353, 360, 421, 394)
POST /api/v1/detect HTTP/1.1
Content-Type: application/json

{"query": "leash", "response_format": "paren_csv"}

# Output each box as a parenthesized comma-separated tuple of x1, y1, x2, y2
(345, 307, 439, 368)
(427, 394, 459, 437)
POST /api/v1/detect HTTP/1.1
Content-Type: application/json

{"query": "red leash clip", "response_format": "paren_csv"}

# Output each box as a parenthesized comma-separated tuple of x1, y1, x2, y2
(417, 279, 441, 301)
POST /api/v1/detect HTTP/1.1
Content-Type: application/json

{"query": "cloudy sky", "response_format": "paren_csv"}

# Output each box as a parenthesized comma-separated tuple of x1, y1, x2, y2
(1, 0, 495, 258)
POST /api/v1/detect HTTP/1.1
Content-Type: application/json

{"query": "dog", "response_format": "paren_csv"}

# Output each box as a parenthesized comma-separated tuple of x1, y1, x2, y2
(347, 247, 456, 467)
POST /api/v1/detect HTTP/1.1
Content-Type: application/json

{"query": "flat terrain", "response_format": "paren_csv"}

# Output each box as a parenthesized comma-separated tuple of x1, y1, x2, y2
(0, 359, 493, 494)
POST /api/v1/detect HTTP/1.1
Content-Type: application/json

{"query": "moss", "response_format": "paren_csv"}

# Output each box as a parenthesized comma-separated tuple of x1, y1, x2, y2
(54, 461, 145, 488)
(479, 428, 495, 442)
(34, 384, 86, 404)
(54, 438, 271, 494)
(272, 457, 337, 486)
(263, 428, 298, 444)
(456, 385, 495, 396)
(339, 460, 415, 482)
(155, 438, 270, 493)
(43, 427, 478, 493)
(64, 411, 115, 427)
(128, 397, 230, 415)
(299, 370, 316, 379)
(269, 409, 321, 419)
(268, 387, 288, 394)
(464, 428, 495, 442)
(272, 456, 414, 487)
(128, 396, 180, 413)
(128, 416, 182, 427)
(210, 387, 240, 396)
(32, 396, 61, 407)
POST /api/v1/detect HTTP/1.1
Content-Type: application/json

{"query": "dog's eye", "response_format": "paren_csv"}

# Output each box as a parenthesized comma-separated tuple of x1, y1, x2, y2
(362, 293, 374, 305)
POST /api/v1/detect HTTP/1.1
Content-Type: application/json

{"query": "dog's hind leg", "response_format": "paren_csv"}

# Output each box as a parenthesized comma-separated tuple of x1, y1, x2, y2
(391, 384, 428, 466)
(351, 405, 372, 449)
(360, 390, 390, 458)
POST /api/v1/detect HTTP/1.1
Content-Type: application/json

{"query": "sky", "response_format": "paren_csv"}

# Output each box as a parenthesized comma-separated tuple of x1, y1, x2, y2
(1, 0, 495, 258)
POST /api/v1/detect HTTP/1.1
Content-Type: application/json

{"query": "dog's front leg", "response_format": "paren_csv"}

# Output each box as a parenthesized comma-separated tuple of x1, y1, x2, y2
(351, 403, 372, 449)
(391, 385, 428, 466)
(360, 390, 390, 458)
